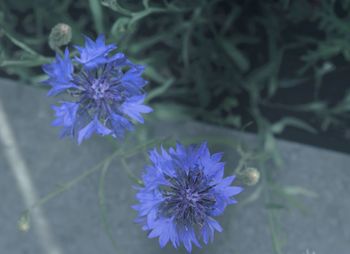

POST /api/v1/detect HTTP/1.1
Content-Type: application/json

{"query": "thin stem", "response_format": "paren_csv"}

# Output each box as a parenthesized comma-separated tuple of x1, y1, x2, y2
(26, 149, 122, 213)
(98, 159, 119, 252)
(121, 158, 143, 185)
(22, 136, 170, 216)
(88, 0, 105, 34)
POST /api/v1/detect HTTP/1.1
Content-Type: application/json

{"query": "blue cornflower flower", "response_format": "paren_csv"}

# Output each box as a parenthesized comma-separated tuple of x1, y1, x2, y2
(42, 34, 152, 144)
(134, 142, 243, 252)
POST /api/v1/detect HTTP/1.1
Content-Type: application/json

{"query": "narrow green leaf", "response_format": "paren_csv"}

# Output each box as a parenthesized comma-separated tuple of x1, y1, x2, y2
(1, 28, 39, 56)
(225, 115, 241, 127)
(152, 103, 191, 121)
(101, 0, 132, 16)
(246, 61, 276, 87)
(271, 117, 317, 134)
(219, 38, 250, 72)
(143, 65, 166, 84)
(267, 76, 278, 97)
(111, 17, 131, 38)
(129, 7, 167, 27)
(279, 78, 308, 88)
(194, 65, 210, 107)
(0, 58, 51, 67)
(146, 78, 174, 102)
(142, 0, 149, 9)
(89, 0, 105, 34)
(282, 186, 318, 198)
(222, 97, 239, 111)
(294, 102, 327, 112)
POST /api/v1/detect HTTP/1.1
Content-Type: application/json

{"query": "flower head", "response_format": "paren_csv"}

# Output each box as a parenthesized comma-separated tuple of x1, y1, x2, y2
(134, 142, 243, 252)
(43, 35, 152, 144)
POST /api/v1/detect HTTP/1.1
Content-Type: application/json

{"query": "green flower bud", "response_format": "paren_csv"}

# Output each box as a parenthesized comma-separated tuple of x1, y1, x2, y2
(49, 23, 72, 50)
(18, 213, 30, 232)
(240, 167, 260, 186)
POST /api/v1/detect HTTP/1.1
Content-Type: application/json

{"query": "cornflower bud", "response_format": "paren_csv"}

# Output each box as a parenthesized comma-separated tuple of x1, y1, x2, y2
(240, 167, 260, 186)
(49, 23, 72, 50)
(18, 214, 30, 232)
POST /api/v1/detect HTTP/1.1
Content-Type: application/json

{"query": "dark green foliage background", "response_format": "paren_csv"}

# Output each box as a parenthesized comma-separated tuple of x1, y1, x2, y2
(1, 0, 350, 159)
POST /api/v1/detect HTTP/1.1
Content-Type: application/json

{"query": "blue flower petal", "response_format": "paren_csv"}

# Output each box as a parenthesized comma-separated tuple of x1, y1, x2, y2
(74, 34, 117, 69)
(43, 48, 76, 96)
(120, 95, 153, 123)
(51, 101, 79, 127)
(77, 116, 112, 144)
(109, 113, 134, 138)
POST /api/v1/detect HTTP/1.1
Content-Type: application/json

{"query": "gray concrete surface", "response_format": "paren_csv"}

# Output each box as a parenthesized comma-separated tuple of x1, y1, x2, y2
(0, 78, 349, 254)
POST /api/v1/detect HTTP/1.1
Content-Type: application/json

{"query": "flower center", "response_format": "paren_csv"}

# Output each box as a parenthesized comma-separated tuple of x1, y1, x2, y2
(160, 169, 216, 226)
(184, 188, 200, 204)
(91, 79, 109, 100)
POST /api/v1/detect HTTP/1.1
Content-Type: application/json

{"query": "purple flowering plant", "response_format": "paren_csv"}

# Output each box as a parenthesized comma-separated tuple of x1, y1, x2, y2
(41, 34, 244, 253)
(43, 35, 152, 144)
(134, 142, 243, 252)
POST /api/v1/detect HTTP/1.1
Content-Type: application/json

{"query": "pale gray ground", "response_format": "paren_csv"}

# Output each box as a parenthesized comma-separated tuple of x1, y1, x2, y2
(0, 78, 349, 254)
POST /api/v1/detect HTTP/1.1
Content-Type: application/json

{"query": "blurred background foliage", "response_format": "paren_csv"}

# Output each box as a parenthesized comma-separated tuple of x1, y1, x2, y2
(1, 0, 350, 162)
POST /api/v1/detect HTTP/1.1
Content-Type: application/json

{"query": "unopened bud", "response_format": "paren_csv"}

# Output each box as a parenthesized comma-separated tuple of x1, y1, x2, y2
(240, 167, 260, 186)
(18, 214, 30, 232)
(49, 23, 72, 50)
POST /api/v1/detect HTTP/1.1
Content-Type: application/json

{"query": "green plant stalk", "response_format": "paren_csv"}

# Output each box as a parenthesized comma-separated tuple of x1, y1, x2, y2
(89, 0, 105, 34)
(98, 160, 119, 252)
(21, 136, 169, 217)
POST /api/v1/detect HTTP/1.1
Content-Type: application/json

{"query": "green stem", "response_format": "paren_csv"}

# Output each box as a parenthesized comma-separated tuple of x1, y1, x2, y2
(121, 158, 143, 185)
(98, 160, 119, 252)
(262, 163, 284, 254)
(23, 136, 169, 216)
(89, 0, 105, 34)
(27, 149, 122, 213)
(0, 58, 52, 67)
